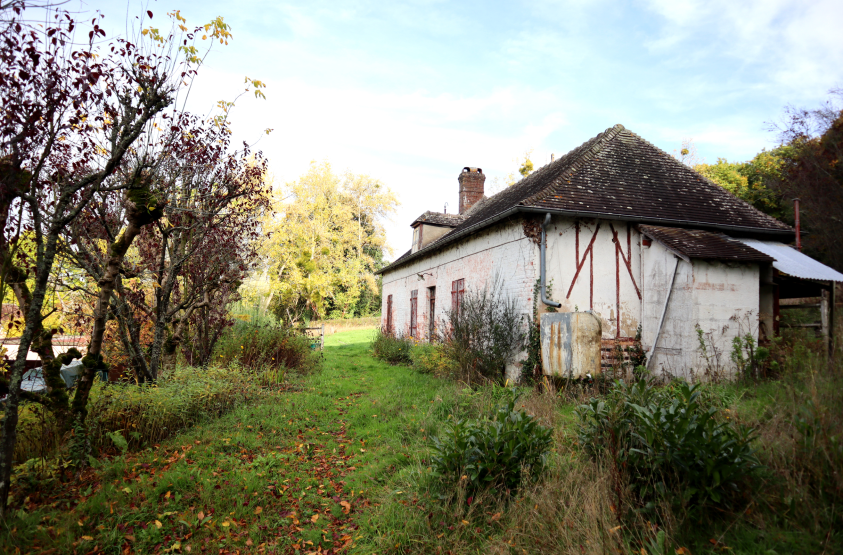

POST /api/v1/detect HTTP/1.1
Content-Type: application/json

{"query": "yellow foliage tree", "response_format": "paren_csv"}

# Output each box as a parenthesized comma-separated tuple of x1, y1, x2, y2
(258, 161, 397, 322)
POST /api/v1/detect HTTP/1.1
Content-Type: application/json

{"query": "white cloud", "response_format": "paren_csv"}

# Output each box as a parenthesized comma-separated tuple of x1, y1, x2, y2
(642, 0, 843, 95)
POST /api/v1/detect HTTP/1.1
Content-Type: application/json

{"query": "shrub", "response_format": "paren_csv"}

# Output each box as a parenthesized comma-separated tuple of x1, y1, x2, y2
(370, 326, 413, 365)
(576, 379, 761, 515)
(214, 320, 320, 375)
(410, 342, 456, 376)
(439, 276, 526, 384)
(430, 396, 553, 495)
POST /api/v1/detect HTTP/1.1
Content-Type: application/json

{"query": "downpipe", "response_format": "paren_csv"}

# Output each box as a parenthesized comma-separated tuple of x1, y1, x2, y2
(540, 213, 561, 308)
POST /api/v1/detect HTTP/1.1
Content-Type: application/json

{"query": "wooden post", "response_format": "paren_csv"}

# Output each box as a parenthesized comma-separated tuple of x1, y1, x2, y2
(831, 283, 837, 356)
(821, 288, 830, 356)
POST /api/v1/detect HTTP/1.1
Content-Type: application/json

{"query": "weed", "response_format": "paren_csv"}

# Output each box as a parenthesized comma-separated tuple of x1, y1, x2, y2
(410, 341, 456, 376)
(370, 326, 413, 365)
(439, 276, 526, 384)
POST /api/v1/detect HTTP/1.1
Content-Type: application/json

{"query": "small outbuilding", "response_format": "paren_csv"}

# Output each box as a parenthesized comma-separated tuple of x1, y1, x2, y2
(378, 124, 842, 381)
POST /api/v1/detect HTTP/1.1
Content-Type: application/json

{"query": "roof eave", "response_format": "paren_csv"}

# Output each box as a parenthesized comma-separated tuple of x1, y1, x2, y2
(378, 206, 794, 275)
(518, 207, 795, 240)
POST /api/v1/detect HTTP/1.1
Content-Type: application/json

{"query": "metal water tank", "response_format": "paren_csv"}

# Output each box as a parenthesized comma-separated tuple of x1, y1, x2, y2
(540, 312, 602, 378)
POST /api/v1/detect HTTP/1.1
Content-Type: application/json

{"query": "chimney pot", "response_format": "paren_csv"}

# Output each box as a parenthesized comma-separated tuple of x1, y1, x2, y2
(458, 167, 485, 214)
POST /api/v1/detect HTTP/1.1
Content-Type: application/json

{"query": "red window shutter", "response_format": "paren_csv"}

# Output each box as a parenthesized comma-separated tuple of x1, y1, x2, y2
(386, 295, 393, 334)
(452, 279, 464, 316)
(410, 290, 418, 338)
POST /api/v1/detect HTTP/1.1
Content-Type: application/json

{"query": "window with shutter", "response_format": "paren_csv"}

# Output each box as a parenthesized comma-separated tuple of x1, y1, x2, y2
(409, 290, 418, 338)
(386, 294, 393, 334)
(451, 279, 465, 316)
(428, 286, 436, 340)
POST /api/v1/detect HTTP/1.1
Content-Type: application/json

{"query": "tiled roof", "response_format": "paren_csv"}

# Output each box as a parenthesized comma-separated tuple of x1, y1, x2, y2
(639, 225, 774, 262)
(411, 211, 466, 228)
(379, 124, 792, 274)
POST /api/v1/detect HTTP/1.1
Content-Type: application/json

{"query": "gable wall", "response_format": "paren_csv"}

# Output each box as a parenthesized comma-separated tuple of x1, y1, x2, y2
(543, 216, 643, 340)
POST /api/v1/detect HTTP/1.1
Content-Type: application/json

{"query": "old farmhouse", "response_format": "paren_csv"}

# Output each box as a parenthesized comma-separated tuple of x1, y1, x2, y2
(377, 124, 843, 381)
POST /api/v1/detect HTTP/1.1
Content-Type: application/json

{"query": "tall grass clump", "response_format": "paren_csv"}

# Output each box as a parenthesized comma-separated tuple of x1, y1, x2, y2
(439, 276, 525, 384)
(370, 326, 413, 365)
(12, 365, 258, 463)
(214, 319, 321, 377)
(735, 343, 843, 550)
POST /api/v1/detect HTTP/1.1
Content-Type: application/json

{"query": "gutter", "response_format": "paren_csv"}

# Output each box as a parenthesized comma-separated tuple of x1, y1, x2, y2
(377, 206, 794, 275)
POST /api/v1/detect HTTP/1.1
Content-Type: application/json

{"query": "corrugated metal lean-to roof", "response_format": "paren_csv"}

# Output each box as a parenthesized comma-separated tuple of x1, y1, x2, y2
(738, 239, 843, 282)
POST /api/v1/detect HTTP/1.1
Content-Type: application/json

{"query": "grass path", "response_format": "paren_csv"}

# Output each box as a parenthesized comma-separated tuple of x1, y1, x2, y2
(2, 329, 462, 555)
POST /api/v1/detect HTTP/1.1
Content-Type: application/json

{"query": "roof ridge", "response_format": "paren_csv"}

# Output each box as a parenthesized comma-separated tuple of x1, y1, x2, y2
(521, 124, 626, 207)
(619, 127, 792, 232)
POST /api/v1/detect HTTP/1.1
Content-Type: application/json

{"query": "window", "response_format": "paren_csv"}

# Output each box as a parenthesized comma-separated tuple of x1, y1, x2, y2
(409, 290, 418, 338)
(386, 294, 393, 334)
(451, 279, 465, 316)
(428, 286, 436, 340)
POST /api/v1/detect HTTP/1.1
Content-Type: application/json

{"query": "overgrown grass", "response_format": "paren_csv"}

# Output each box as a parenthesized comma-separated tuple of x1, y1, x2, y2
(13, 365, 259, 464)
(310, 316, 380, 334)
(12, 319, 320, 464)
(4, 328, 841, 555)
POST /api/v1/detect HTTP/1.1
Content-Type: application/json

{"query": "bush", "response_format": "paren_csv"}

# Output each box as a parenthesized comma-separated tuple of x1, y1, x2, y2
(214, 320, 320, 375)
(439, 276, 526, 384)
(371, 327, 413, 365)
(430, 396, 553, 495)
(410, 342, 456, 376)
(576, 379, 761, 515)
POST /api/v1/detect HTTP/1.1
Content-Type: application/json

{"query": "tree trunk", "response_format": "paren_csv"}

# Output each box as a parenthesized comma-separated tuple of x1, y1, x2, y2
(112, 286, 153, 382)
(0, 231, 60, 519)
(71, 186, 164, 420)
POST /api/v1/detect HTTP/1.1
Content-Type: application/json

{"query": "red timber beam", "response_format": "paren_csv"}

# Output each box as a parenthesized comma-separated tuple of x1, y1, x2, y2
(566, 222, 601, 308)
(610, 223, 641, 337)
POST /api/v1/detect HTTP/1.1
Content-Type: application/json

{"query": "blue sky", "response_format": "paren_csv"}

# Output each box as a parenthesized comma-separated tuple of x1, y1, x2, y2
(77, 0, 843, 256)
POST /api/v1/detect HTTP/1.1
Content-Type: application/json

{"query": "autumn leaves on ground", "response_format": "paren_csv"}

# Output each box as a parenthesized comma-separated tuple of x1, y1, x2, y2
(2, 330, 454, 554)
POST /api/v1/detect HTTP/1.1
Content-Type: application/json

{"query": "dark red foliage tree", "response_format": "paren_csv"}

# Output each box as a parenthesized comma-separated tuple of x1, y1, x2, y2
(0, 2, 219, 516)
(66, 114, 269, 382)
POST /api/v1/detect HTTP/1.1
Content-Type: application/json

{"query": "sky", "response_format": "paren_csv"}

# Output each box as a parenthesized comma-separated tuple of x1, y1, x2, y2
(67, 0, 843, 257)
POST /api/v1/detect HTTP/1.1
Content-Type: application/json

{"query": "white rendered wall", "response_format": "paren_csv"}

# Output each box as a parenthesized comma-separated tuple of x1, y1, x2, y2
(543, 216, 643, 339)
(382, 214, 761, 382)
(641, 240, 761, 380)
(380, 219, 537, 381)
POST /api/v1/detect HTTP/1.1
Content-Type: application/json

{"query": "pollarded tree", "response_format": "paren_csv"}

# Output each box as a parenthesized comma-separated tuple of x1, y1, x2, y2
(0, 3, 236, 516)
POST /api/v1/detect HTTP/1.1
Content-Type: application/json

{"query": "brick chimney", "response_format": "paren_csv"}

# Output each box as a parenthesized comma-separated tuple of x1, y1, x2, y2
(458, 167, 485, 214)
